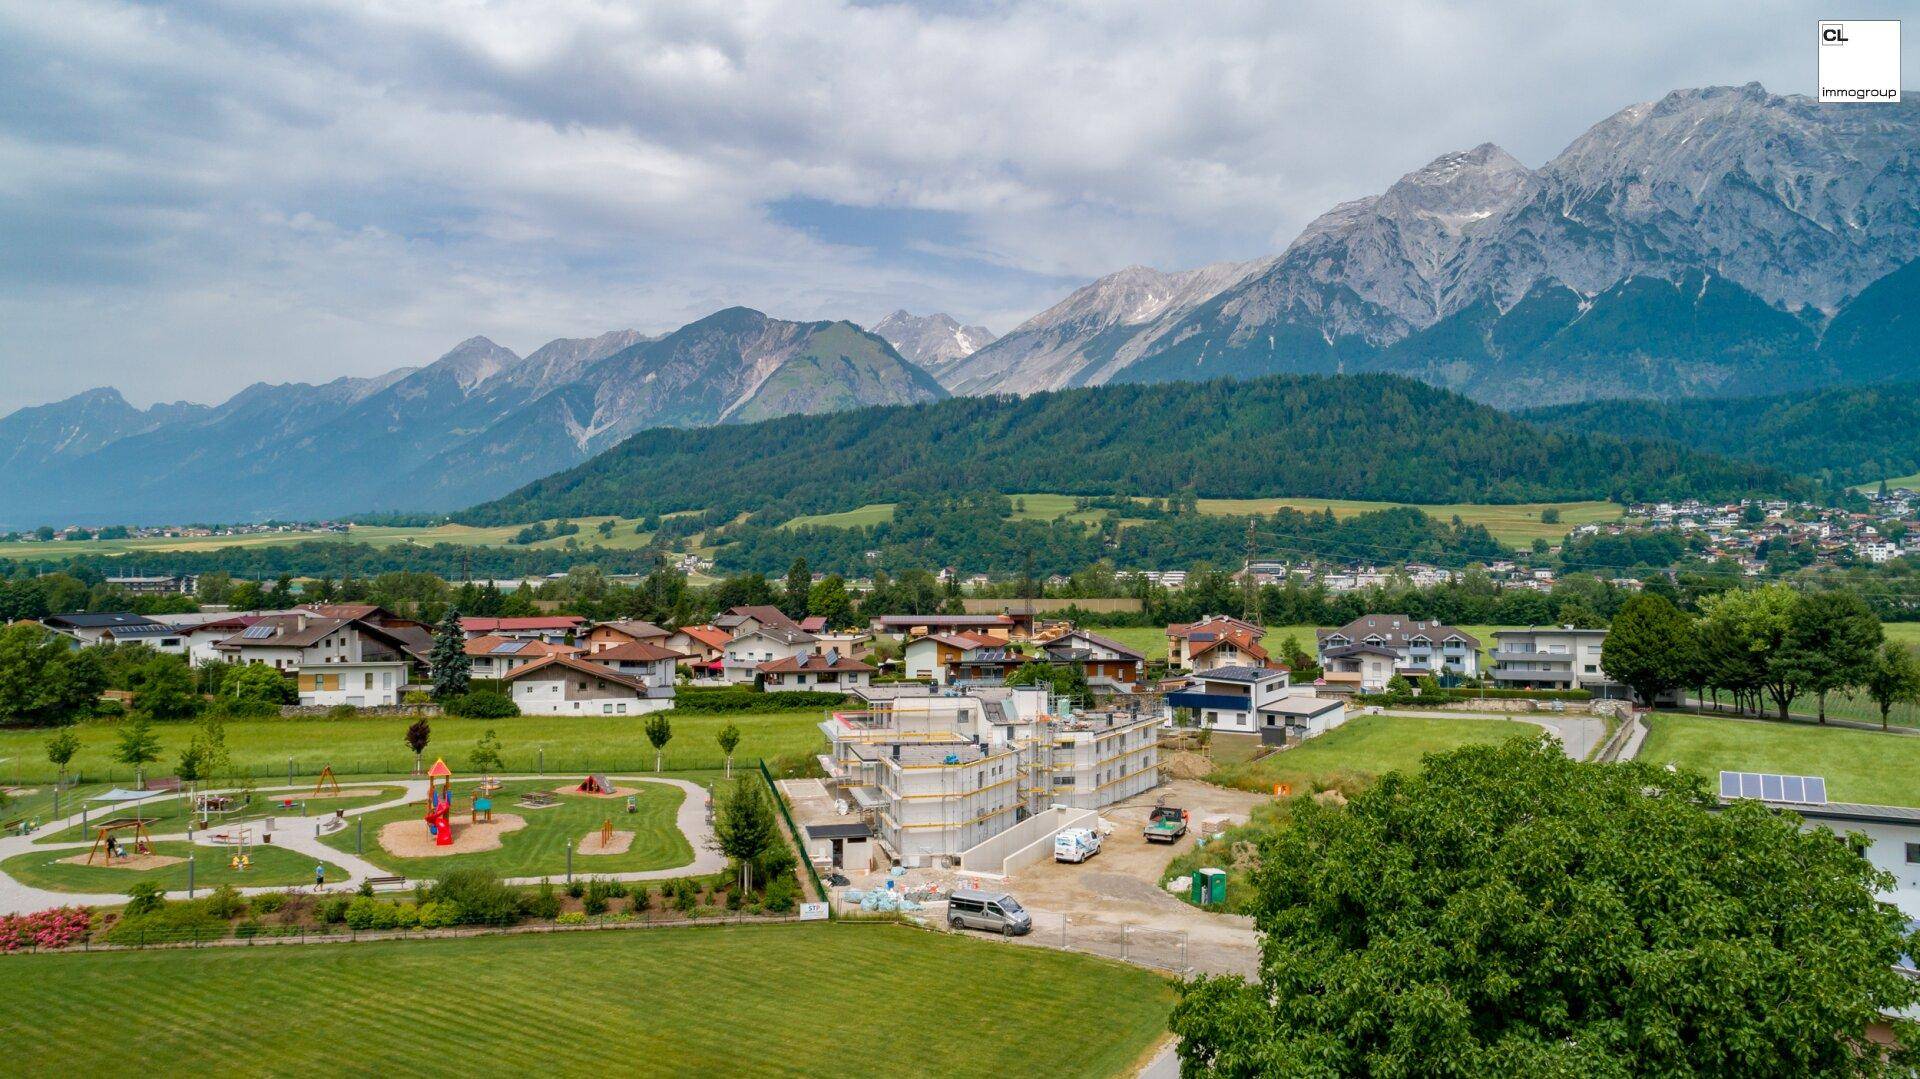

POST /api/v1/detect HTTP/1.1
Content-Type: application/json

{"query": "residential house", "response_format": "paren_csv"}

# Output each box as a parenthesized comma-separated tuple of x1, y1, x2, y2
(177, 614, 262, 665)
(1488, 626, 1650, 699)
(1165, 615, 1264, 672)
(458, 615, 584, 644)
(583, 620, 670, 653)
(714, 605, 803, 636)
(499, 653, 672, 716)
(1316, 615, 1480, 689)
(1040, 629, 1146, 693)
(212, 612, 423, 706)
(464, 635, 583, 680)
(41, 612, 186, 655)
(757, 648, 875, 692)
(585, 641, 684, 690)
(1259, 696, 1349, 746)
(1721, 773, 1920, 919)
(902, 632, 1025, 686)
(722, 623, 819, 684)
(1164, 665, 1293, 735)
(102, 574, 197, 595)
(662, 624, 730, 676)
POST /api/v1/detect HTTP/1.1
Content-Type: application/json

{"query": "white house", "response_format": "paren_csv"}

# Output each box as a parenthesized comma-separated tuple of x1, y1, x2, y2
(722, 624, 818, 684)
(1316, 615, 1480, 689)
(1723, 771, 1920, 919)
(41, 612, 185, 654)
(499, 653, 672, 716)
(1260, 696, 1349, 745)
(464, 635, 583, 680)
(210, 612, 421, 706)
(1164, 665, 1294, 735)
(758, 648, 875, 691)
(585, 641, 684, 690)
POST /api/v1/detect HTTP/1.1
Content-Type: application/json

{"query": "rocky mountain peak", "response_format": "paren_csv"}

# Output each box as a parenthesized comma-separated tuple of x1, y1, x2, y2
(872, 310, 997, 376)
(426, 336, 520, 391)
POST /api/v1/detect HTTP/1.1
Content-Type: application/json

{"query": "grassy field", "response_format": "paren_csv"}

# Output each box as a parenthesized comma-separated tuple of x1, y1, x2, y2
(34, 786, 405, 844)
(0, 710, 831, 785)
(1, 840, 346, 892)
(0, 516, 661, 560)
(319, 779, 693, 878)
(1207, 713, 1538, 792)
(1638, 713, 1920, 808)
(2, 923, 1174, 1077)
(780, 503, 898, 530)
(1853, 471, 1920, 493)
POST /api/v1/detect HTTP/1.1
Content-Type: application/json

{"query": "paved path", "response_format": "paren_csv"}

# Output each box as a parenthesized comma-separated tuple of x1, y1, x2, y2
(0, 773, 721, 914)
(1374, 708, 1607, 761)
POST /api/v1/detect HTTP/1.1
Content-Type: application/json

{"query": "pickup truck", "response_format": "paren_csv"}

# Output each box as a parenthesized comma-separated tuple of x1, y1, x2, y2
(1143, 806, 1188, 844)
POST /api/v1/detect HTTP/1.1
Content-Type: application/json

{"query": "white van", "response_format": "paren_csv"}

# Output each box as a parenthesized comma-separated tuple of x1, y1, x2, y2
(1053, 827, 1101, 863)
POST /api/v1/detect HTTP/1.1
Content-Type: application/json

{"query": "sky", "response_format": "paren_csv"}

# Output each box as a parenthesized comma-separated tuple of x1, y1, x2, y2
(1, 0, 1913, 412)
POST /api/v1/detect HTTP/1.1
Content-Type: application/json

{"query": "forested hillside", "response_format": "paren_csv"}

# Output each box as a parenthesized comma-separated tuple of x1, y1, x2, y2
(1524, 382, 1920, 488)
(463, 373, 1794, 525)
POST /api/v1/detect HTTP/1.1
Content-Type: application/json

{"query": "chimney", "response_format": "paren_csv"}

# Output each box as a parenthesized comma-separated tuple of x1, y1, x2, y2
(295, 614, 307, 631)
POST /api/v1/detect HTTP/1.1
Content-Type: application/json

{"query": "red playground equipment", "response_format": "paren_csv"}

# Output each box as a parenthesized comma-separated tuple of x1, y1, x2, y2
(425, 757, 455, 847)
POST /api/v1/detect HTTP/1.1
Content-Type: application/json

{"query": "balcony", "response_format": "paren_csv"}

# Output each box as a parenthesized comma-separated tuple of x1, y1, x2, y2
(1166, 691, 1252, 712)
(1490, 647, 1572, 660)
(1490, 667, 1575, 683)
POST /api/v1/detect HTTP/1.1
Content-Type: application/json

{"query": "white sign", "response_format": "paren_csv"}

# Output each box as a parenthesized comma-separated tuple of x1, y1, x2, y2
(798, 902, 830, 921)
(1818, 20, 1901, 103)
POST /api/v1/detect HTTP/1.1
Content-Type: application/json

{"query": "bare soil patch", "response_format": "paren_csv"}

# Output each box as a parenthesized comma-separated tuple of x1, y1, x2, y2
(553, 783, 637, 799)
(60, 852, 183, 871)
(577, 829, 636, 855)
(377, 812, 526, 857)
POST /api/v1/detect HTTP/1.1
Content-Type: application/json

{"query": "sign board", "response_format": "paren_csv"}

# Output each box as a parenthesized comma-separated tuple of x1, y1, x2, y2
(798, 902, 830, 921)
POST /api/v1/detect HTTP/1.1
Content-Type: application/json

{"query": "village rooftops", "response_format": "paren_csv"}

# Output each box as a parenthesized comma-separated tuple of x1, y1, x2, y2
(459, 616, 585, 633)
(1192, 665, 1289, 684)
(496, 652, 652, 691)
(43, 612, 170, 634)
(591, 641, 689, 663)
(592, 619, 669, 639)
(1167, 615, 1263, 639)
(1317, 615, 1478, 649)
(714, 605, 802, 632)
(759, 649, 875, 674)
(463, 635, 581, 658)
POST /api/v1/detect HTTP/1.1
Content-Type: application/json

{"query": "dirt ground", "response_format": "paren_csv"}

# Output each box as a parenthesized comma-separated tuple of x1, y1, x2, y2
(377, 812, 526, 856)
(553, 782, 638, 799)
(59, 851, 183, 871)
(577, 829, 635, 855)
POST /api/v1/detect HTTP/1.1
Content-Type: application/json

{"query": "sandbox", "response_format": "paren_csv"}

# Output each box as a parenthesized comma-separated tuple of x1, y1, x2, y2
(60, 851, 184, 871)
(377, 812, 526, 857)
(553, 782, 638, 800)
(577, 830, 636, 855)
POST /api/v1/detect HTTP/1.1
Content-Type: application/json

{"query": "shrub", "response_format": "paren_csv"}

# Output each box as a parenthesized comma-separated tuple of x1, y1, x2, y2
(583, 878, 610, 916)
(233, 919, 264, 939)
(344, 897, 384, 930)
(104, 902, 225, 945)
(556, 911, 588, 925)
(763, 875, 799, 914)
(447, 690, 518, 719)
(416, 901, 460, 929)
(429, 868, 522, 926)
(204, 884, 248, 921)
(524, 879, 561, 921)
(565, 880, 585, 899)
(93, 699, 126, 718)
(358, 879, 375, 898)
(320, 896, 352, 924)
(327, 704, 358, 719)
(252, 892, 288, 914)
(124, 881, 165, 917)
(670, 687, 855, 714)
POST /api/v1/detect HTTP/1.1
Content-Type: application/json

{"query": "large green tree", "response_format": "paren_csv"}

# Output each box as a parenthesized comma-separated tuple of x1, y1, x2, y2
(0, 624, 107, 726)
(782, 557, 810, 621)
(1699, 585, 1801, 719)
(1171, 738, 1919, 1075)
(1782, 589, 1883, 723)
(1601, 593, 1696, 706)
(1864, 641, 1920, 732)
(429, 608, 471, 700)
(129, 655, 198, 720)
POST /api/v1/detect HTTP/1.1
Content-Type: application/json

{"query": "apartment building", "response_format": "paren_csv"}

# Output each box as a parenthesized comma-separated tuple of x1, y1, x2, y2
(1316, 615, 1479, 689)
(818, 686, 1160, 868)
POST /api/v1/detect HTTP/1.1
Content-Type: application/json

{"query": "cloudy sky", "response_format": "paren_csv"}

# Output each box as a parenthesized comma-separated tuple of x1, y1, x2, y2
(0, 0, 1911, 412)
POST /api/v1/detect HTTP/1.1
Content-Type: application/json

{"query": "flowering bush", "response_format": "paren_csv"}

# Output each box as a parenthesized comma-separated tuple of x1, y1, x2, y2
(1, 907, 92, 952)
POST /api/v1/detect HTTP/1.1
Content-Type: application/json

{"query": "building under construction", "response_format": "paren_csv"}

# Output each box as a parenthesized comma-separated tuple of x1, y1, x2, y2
(818, 686, 1161, 868)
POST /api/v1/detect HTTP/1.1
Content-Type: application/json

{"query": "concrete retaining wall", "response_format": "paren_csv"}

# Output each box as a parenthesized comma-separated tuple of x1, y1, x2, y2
(958, 806, 1099, 877)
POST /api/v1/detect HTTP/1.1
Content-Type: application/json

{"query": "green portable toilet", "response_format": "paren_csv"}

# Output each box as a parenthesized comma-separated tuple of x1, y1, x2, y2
(1193, 868, 1227, 906)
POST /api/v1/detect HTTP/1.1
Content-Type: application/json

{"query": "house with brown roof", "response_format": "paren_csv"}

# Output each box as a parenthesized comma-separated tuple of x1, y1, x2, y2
(499, 653, 671, 716)
(872, 614, 1017, 641)
(902, 632, 1024, 686)
(714, 605, 802, 636)
(458, 615, 584, 644)
(584, 641, 684, 689)
(1165, 615, 1265, 672)
(662, 624, 730, 675)
(757, 648, 874, 692)
(1040, 628, 1147, 693)
(722, 622, 819, 684)
(464, 635, 583, 680)
(583, 620, 670, 653)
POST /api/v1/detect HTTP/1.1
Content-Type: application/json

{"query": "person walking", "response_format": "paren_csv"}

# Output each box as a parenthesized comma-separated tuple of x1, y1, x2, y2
(313, 863, 326, 892)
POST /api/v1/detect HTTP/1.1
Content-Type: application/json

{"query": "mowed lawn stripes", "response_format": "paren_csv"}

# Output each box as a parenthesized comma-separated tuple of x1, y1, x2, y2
(5, 923, 1174, 1077)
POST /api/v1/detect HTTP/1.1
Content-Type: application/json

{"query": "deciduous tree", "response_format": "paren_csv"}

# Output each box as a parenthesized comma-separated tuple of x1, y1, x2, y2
(645, 714, 672, 772)
(1601, 593, 1696, 706)
(1864, 641, 1920, 732)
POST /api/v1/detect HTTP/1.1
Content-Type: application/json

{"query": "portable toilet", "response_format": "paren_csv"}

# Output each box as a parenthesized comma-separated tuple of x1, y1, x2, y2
(1192, 867, 1227, 906)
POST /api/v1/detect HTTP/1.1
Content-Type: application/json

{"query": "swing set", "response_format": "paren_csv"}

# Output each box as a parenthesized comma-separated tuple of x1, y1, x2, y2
(85, 818, 156, 865)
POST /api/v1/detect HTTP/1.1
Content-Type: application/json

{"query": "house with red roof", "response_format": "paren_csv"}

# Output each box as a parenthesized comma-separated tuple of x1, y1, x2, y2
(499, 653, 672, 716)
(458, 615, 584, 644)
(757, 648, 875, 692)
(464, 635, 583, 680)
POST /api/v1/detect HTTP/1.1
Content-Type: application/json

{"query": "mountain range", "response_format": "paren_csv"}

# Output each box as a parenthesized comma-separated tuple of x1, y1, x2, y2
(0, 311, 941, 526)
(3, 82, 1917, 527)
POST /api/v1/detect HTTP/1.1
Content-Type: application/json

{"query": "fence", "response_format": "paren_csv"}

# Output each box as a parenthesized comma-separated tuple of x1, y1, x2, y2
(759, 759, 829, 914)
(1018, 911, 1191, 975)
(0, 748, 761, 789)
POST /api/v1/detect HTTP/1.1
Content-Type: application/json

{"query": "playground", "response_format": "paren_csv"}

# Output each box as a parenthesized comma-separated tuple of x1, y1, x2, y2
(33, 785, 404, 845)
(2, 840, 345, 893)
(315, 769, 704, 878)
(0, 924, 1175, 1077)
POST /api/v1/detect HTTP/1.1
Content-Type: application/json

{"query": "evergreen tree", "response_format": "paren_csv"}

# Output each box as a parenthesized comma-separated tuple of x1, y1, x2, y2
(782, 557, 811, 620)
(430, 608, 471, 700)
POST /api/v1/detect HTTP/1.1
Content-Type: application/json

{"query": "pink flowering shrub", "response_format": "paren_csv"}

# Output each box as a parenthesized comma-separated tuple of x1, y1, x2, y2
(0, 907, 93, 952)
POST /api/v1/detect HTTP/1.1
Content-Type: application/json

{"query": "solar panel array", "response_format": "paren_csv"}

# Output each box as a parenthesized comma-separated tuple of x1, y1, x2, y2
(1718, 771, 1828, 805)
(491, 641, 527, 655)
(241, 624, 275, 639)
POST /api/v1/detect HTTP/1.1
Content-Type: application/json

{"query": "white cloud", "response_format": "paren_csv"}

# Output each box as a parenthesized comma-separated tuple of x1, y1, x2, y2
(0, 0, 1909, 410)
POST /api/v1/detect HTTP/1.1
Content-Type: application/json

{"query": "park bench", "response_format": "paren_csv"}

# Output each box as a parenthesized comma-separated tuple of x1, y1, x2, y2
(364, 875, 408, 891)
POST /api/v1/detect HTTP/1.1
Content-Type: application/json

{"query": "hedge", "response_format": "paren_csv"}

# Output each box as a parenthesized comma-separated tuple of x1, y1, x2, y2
(670, 687, 858, 714)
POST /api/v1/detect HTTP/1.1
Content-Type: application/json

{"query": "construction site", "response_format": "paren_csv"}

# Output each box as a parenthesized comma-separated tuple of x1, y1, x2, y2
(814, 686, 1162, 869)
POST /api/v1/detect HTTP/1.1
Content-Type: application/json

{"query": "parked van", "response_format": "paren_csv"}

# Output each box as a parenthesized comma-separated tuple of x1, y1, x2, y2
(1053, 827, 1101, 863)
(947, 889, 1032, 936)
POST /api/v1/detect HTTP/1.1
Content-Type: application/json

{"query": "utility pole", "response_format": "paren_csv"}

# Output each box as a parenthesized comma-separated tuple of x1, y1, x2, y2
(1241, 519, 1257, 623)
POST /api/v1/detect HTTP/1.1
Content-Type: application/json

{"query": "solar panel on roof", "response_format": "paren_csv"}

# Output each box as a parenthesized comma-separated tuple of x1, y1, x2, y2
(1739, 772, 1763, 799)
(1761, 773, 1784, 801)
(1782, 775, 1805, 803)
(491, 641, 527, 655)
(1719, 771, 1740, 799)
(241, 624, 274, 639)
(1804, 777, 1828, 804)
(1719, 770, 1829, 806)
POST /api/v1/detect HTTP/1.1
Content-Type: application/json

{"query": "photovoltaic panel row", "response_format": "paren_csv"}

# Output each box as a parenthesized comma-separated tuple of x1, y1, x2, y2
(1718, 771, 1827, 805)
